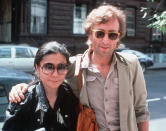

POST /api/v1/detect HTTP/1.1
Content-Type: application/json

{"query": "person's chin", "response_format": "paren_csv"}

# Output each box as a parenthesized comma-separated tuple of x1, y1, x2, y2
(48, 83, 60, 89)
(42, 80, 60, 89)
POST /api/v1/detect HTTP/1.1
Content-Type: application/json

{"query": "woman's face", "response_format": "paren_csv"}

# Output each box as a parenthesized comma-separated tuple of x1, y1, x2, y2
(36, 53, 68, 89)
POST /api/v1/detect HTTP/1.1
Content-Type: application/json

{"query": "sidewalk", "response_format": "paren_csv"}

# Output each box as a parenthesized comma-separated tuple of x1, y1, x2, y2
(147, 62, 166, 70)
(146, 53, 166, 70)
(0, 122, 3, 129)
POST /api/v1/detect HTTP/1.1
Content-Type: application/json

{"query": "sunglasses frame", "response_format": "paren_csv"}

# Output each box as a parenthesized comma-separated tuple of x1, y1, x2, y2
(41, 62, 69, 75)
(92, 29, 120, 40)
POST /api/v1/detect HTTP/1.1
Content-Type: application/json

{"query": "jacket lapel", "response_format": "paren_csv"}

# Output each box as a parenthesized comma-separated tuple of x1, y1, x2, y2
(80, 69, 91, 107)
(117, 58, 130, 130)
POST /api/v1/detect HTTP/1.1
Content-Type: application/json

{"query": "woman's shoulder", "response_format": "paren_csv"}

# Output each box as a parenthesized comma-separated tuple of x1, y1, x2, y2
(60, 82, 73, 94)
(59, 83, 79, 109)
(7, 84, 37, 114)
(60, 82, 78, 101)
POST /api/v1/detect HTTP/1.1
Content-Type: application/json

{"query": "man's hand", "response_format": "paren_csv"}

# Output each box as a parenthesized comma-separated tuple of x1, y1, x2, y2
(137, 120, 149, 131)
(9, 83, 28, 103)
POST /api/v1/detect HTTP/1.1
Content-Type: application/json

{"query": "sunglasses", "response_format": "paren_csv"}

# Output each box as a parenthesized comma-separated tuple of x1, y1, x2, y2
(92, 29, 120, 40)
(41, 63, 69, 75)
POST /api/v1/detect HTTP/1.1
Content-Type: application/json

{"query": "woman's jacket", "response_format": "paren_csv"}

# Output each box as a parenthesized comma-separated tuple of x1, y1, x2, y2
(3, 82, 78, 131)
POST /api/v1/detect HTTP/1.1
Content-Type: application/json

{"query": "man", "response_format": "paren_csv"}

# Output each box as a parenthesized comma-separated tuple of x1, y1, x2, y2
(9, 4, 149, 131)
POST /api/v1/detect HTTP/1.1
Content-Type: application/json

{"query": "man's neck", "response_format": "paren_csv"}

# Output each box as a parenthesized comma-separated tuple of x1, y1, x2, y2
(90, 51, 114, 78)
(91, 52, 113, 67)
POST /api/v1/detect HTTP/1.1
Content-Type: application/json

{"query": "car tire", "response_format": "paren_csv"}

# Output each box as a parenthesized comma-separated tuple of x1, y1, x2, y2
(140, 63, 146, 73)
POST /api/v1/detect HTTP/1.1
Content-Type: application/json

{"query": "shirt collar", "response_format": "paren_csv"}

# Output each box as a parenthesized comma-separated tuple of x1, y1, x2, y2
(81, 49, 117, 69)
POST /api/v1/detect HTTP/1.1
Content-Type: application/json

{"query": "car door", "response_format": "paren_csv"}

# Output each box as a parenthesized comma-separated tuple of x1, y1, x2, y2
(0, 47, 15, 68)
(0, 85, 9, 121)
(13, 47, 35, 73)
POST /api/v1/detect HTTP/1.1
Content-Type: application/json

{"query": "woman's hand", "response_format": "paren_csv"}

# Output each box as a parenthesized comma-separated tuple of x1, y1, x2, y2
(9, 83, 28, 103)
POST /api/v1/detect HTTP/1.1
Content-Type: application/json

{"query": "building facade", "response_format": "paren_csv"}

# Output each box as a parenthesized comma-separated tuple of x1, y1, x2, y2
(0, 0, 165, 55)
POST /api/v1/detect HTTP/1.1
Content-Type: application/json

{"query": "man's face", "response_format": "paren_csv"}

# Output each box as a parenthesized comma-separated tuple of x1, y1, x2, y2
(89, 18, 120, 57)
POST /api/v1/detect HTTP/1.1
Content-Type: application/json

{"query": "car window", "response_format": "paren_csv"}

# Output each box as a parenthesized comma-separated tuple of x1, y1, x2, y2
(30, 47, 38, 57)
(0, 48, 11, 58)
(15, 48, 32, 58)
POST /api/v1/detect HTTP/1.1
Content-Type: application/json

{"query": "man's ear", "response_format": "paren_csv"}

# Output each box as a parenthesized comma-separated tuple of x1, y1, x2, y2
(116, 41, 120, 48)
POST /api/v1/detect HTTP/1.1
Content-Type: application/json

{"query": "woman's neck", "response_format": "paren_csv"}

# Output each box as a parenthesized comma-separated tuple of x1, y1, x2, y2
(44, 87, 58, 109)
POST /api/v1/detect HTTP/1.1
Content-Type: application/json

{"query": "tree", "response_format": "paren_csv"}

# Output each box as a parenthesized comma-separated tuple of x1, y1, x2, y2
(141, 0, 166, 34)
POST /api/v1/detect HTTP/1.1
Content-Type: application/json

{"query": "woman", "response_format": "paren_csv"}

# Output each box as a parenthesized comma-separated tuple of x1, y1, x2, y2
(3, 41, 78, 131)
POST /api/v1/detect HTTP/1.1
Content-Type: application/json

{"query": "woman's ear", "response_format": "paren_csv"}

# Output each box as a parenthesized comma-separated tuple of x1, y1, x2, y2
(35, 64, 40, 73)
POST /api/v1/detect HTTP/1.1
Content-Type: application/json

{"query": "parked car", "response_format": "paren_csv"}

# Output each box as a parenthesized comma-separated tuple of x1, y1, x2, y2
(116, 49, 154, 73)
(0, 45, 38, 73)
(0, 67, 33, 122)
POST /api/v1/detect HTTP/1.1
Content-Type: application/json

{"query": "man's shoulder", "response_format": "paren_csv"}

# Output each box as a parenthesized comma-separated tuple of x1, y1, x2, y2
(69, 56, 77, 63)
(115, 52, 138, 63)
(69, 49, 89, 64)
(115, 52, 141, 74)
(69, 54, 82, 63)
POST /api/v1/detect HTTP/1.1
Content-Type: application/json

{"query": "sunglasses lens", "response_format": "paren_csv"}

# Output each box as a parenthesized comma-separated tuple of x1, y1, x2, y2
(57, 63, 68, 74)
(42, 63, 68, 75)
(109, 33, 119, 40)
(95, 31, 105, 38)
(42, 63, 54, 74)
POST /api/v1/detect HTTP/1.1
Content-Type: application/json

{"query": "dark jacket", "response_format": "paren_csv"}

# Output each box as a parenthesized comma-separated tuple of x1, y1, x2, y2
(2, 82, 79, 131)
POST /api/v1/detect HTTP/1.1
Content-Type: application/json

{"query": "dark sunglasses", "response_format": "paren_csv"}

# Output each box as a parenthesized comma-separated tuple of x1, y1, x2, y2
(41, 63, 68, 75)
(92, 29, 120, 40)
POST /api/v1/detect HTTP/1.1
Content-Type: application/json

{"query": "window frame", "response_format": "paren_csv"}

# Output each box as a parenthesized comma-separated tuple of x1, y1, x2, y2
(125, 7, 136, 37)
(151, 28, 163, 42)
(30, 0, 47, 35)
(73, 4, 87, 35)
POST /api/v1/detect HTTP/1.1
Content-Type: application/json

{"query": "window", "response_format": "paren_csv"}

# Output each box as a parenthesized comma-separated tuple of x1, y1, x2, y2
(30, 0, 47, 34)
(152, 28, 162, 41)
(0, 48, 11, 58)
(126, 8, 135, 37)
(15, 48, 32, 58)
(73, 4, 87, 34)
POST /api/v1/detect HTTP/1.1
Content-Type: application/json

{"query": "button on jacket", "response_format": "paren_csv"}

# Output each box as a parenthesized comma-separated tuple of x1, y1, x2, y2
(3, 82, 78, 131)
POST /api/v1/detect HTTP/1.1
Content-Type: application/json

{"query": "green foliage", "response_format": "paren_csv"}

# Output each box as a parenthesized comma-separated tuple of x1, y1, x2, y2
(148, 11, 166, 34)
(141, 0, 166, 34)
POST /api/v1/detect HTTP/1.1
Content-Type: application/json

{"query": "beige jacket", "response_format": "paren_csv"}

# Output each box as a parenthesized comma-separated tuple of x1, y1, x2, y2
(66, 49, 149, 131)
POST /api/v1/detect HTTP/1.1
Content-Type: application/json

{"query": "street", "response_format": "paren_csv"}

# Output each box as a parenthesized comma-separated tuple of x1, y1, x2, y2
(145, 69, 166, 131)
